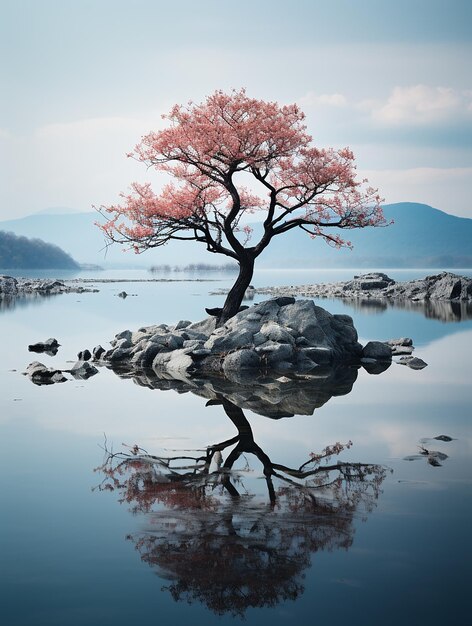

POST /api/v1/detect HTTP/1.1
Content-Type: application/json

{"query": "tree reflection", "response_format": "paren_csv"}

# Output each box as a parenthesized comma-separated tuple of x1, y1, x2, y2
(95, 397, 388, 616)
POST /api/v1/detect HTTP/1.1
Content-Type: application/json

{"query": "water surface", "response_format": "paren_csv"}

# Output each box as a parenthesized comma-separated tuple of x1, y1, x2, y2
(0, 268, 470, 625)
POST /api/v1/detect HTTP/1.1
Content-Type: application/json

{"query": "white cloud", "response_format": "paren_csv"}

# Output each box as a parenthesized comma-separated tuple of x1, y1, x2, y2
(369, 85, 472, 125)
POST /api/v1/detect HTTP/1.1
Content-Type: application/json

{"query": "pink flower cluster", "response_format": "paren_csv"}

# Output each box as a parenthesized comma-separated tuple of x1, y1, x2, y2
(97, 89, 385, 252)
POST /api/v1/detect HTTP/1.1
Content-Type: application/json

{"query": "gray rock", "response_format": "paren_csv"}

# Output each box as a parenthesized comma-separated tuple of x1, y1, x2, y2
(24, 361, 67, 385)
(0, 275, 19, 296)
(166, 334, 185, 350)
(346, 273, 396, 291)
(256, 341, 294, 366)
(223, 349, 260, 372)
(92, 345, 106, 360)
(244, 271, 472, 306)
(105, 347, 131, 362)
(131, 342, 163, 367)
(391, 345, 414, 355)
(28, 338, 60, 355)
(174, 319, 192, 330)
(166, 350, 194, 373)
(99, 298, 383, 377)
(386, 337, 413, 347)
(77, 349, 92, 361)
(114, 329, 133, 342)
(69, 361, 99, 379)
(259, 321, 295, 345)
(362, 341, 393, 361)
(397, 356, 428, 370)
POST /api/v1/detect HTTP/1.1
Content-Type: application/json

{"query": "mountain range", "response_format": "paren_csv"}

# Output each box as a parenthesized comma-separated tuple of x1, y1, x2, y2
(0, 202, 471, 269)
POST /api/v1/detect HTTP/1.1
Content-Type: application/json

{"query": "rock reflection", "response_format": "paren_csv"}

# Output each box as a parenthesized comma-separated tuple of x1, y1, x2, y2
(110, 364, 362, 418)
(95, 397, 388, 616)
(343, 296, 472, 322)
(0, 293, 54, 312)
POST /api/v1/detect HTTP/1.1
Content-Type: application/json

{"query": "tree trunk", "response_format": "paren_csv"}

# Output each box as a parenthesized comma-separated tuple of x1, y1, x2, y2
(217, 256, 255, 326)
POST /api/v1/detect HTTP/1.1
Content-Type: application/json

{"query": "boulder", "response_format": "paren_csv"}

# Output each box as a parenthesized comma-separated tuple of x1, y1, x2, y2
(362, 341, 393, 361)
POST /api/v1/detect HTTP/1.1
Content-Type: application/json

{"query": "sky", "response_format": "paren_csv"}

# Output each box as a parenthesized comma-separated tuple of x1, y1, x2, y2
(0, 0, 471, 220)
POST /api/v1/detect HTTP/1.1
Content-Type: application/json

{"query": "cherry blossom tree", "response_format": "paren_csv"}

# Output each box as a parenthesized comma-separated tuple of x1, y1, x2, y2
(98, 89, 385, 325)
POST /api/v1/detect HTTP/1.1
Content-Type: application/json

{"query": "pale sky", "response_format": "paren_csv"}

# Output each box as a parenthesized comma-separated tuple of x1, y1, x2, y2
(1, 0, 471, 220)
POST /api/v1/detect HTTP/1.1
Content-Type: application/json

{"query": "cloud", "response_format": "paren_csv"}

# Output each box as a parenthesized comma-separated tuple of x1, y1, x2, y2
(0, 113, 168, 218)
(368, 85, 472, 126)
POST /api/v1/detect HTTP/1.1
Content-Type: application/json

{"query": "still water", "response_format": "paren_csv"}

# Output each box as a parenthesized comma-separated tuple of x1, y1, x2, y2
(0, 268, 471, 625)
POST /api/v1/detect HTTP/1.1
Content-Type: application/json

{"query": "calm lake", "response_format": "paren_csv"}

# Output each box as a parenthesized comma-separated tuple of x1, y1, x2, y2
(1, 267, 471, 626)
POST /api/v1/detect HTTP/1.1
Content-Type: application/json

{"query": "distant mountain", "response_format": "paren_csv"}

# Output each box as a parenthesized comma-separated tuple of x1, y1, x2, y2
(0, 230, 79, 269)
(256, 202, 472, 268)
(0, 211, 210, 268)
(0, 202, 471, 268)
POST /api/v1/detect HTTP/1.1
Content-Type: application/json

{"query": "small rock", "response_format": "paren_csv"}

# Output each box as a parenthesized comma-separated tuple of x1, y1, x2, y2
(362, 341, 393, 361)
(397, 356, 428, 370)
(92, 345, 106, 360)
(385, 337, 413, 347)
(69, 361, 99, 380)
(24, 361, 67, 385)
(390, 345, 414, 356)
(77, 349, 92, 361)
(28, 338, 60, 355)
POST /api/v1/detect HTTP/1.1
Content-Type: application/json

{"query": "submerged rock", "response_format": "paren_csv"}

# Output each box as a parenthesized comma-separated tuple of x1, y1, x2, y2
(28, 337, 60, 355)
(397, 356, 428, 370)
(24, 361, 67, 385)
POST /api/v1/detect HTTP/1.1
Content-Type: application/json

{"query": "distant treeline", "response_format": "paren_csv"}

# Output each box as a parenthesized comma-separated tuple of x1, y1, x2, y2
(0, 230, 79, 269)
(150, 262, 239, 273)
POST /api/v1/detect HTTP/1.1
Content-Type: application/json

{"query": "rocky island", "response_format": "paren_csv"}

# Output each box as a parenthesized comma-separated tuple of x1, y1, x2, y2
(243, 271, 472, 303)
(0, 275, 98, 296)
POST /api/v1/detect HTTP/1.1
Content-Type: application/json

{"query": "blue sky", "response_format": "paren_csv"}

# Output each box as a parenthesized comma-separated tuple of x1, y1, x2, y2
(1, 0, 471, 219)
